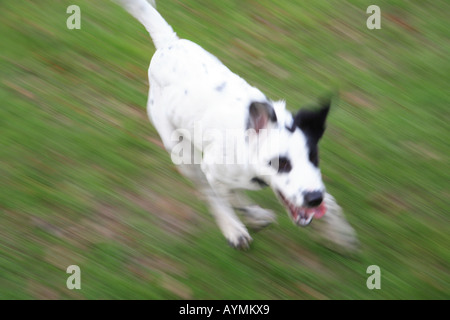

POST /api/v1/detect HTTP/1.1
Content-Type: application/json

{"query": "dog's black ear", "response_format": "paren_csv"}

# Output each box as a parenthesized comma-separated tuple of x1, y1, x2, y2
(293, 99, 330, 143)
(247, 102, 277, 133)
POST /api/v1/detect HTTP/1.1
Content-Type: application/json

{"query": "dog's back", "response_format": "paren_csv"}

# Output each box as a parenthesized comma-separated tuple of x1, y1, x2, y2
(118, 0, 266, 137)
(150, 40, 267, 134)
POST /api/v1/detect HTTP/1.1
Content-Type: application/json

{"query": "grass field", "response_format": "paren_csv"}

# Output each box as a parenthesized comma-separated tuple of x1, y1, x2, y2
(0, 0, 448, 299)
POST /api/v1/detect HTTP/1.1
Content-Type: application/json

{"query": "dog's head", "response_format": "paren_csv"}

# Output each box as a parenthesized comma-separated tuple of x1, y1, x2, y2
(248, 99, 330, 226)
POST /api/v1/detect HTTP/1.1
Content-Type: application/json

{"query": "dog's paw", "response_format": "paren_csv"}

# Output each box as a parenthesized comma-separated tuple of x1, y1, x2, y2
(311, 193, 360, 254)
(238, 206, 276, 231)
(314, 222, 360, 254)
(227, 234, 252, 250)
(222, 222, 253, 250)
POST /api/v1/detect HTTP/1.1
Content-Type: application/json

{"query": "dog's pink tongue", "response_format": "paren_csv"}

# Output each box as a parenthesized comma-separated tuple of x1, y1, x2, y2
(309, 202, 326, 219)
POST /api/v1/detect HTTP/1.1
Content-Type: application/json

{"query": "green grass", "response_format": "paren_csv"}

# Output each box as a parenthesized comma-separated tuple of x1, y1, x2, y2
(0, 0, 448, 299)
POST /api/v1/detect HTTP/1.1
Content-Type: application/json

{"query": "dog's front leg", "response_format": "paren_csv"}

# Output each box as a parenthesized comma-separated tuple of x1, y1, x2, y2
(203, 181, 253, 250)
(229, 191, 276, 230)
(172, 144, 251, 248)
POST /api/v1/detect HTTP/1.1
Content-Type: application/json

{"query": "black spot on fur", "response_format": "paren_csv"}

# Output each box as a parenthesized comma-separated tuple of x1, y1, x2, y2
(308, 144, 319, 167)
(292, 99, 330, 167)
(292, 100, 330, 138)
(215, 82, 227, 92)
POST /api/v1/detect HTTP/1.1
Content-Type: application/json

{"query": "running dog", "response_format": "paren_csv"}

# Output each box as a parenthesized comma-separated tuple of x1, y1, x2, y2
(115, 0, 357, 250)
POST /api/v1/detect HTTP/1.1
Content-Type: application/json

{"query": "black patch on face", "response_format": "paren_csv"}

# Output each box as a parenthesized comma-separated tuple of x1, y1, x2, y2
(308, 144, 319, 167)
(292, 99, 330, 167)
(251, 177, 268, 188)
(269, 156, 292, 173)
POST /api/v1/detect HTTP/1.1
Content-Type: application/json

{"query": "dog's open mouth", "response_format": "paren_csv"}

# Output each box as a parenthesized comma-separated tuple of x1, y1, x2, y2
(277, 192, 326, 226)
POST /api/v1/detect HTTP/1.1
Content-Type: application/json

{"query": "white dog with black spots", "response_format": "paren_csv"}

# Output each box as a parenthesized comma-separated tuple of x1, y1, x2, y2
(115, 0, 358, 251)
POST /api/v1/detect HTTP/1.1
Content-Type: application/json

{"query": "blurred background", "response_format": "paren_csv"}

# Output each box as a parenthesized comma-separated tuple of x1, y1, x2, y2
(0, 0, 448, 299)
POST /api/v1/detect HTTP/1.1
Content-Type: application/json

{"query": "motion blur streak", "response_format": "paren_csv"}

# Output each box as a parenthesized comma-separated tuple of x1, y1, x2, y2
(0, 0, 448, 299)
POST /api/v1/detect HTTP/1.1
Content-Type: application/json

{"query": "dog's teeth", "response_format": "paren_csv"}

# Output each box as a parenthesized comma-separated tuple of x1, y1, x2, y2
(305, 212, 315, 225)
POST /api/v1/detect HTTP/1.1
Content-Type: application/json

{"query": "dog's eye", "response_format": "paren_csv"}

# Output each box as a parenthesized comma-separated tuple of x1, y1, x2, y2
(269, 157, 292, 173)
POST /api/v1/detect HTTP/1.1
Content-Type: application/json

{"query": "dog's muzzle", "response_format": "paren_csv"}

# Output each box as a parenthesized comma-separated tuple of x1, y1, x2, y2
(277, 191, 327, 226)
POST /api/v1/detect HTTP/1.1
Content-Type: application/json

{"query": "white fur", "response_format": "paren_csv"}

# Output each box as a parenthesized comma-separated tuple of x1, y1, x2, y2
(116, 0, 357, 250)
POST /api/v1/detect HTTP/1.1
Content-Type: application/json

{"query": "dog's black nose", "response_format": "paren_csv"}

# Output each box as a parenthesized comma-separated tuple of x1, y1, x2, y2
(304, 191, 323, 207)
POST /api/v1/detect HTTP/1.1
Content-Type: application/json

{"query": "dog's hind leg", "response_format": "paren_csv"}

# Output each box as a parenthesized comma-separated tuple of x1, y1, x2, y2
(310, 193, 360, 253)
(229, 191, 276, 230)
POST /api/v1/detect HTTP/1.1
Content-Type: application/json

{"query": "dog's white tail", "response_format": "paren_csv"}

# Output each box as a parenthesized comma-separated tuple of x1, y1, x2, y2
(115, 0, 178, 49)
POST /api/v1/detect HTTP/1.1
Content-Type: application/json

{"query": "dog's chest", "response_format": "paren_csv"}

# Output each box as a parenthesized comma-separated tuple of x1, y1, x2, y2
(202, 162, 264, 190)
